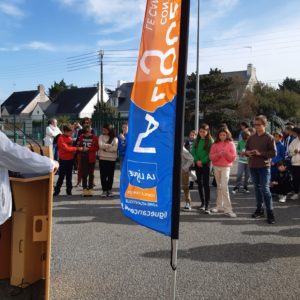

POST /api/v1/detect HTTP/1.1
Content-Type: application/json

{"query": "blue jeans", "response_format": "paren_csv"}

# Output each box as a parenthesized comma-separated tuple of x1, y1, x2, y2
(250, 167, 273, 213)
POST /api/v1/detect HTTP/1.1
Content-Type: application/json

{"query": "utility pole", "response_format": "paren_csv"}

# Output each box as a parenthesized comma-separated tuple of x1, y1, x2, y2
(99, 50, 104, 104)
(195, 0, 200, 132)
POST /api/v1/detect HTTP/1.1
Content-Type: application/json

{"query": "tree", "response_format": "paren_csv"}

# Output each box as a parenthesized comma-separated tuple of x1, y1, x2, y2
(279, 77, 300, 94)
(48, 79, 77, 100)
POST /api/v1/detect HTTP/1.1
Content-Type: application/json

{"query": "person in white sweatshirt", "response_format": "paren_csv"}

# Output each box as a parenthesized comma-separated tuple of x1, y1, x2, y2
(288, 127, 300, 200)
(182, 145, 194, 211)
(0, 130, 59, 225)
(98, 124, 118, 197)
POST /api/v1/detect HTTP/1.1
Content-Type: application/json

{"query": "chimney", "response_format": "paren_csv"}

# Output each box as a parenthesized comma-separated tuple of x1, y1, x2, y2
(247, 64, 256, 77)
(37, 84, 46, 101)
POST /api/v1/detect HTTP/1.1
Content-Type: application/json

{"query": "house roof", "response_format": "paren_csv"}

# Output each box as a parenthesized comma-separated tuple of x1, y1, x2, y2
(45, 87, 98, 115)
(1, 90, 38, 114)
(222, 70, 249, 82)
(115, 82, 133, 112)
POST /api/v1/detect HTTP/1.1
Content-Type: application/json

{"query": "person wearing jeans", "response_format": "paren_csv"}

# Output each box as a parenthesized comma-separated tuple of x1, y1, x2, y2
(245, 115, 276, 224)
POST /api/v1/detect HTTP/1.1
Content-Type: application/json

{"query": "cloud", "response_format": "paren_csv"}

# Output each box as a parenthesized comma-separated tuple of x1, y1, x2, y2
(56, 0, 145, 32)
(24, 41, 56, 51)
(0, 2, 25, 18)
(97, 37, 137, 48)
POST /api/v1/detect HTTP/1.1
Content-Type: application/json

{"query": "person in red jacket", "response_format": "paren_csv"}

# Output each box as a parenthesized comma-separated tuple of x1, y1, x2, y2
(78, 126, 99, 196)
(54, 124, 83, 196)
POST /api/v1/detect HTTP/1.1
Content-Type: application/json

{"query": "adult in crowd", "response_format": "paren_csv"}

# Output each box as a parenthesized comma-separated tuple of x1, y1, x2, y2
(0, 130, 59, 225)
(245, 115, 276, 224)
(288, 127, 300, 200)
(44, 118, 62, 160)
(118, 122, 128, 170)
(98, 124, 118, 197)
(210, 127, 237, 217)
(191, 123, 213, 213)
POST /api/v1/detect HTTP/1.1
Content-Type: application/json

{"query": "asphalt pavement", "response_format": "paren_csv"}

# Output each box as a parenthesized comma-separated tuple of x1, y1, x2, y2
(50, 164, 300, 300)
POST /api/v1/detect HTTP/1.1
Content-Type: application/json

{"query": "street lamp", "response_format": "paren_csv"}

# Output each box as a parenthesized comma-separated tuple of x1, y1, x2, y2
(195, 0, 200, 132)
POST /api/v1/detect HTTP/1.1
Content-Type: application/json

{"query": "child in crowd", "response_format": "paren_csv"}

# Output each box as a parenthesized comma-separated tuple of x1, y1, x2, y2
(209, 127, 237, 217)
(288, 127, 300, 200)
(271, 132, 285, 180)
(232, 130, 251, 194)
(54, 124, 83, 196)
(118, 122, 128, 170)
(78, 126, 99, 197)
(191, 124, 213, 214)
(270, 160, 293, 203)
(184, 129, 197, 189)
(98, 124, 118, 197)
(182, 144, 194, 211)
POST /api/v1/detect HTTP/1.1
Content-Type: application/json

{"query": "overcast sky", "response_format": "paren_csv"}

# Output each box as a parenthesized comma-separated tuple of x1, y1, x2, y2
(1, 0, 300, 102)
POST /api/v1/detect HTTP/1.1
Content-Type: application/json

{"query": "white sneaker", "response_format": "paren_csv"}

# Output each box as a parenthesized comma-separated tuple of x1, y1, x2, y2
(210, 208, 219, 213)
(291, 193, 299, 200)
(100, 191, 107, 197)
(225, 211, 237, 218)
(183, 203, 191, 211)
(278, 195, 287, 203)
(107, 190, 114, 197)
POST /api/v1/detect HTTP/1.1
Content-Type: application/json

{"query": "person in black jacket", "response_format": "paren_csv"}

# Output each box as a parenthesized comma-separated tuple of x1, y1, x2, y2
(270, 160, 293, 203)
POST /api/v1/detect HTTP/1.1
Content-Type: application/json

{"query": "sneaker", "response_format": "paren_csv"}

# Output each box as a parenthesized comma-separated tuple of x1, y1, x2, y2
(290, 193, 299, 200)
(267, 212, 275, 224)
(278, 195, 286, 203)
(183, 203, 191, 211)
(231, 187, 238, 195)
(210, 208, 219, 213)
(198, 204, 205, 211)
(107, 191, 114, 197)
(225, 211, 237, 218)
(242, 187, 250, 194)
(82, 189, 89, 197)
(252, 209, 264, 219)
(204, 209, 211, 214)
(100, 191, 107, 197)
(88, 189, 94, 197)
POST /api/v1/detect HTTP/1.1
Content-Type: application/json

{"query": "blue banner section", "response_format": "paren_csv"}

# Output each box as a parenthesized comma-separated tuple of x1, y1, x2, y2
(120, 97, 177, 236)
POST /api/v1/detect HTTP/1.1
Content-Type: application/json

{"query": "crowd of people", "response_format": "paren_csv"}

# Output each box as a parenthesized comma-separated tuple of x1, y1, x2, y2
(43, 115, 300, 225)
(182, 115, 300, 225)
(45, 117, 128, 198)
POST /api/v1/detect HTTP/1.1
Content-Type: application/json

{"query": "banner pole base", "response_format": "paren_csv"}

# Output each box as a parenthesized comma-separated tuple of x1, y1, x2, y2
(170, 239, 178, 300)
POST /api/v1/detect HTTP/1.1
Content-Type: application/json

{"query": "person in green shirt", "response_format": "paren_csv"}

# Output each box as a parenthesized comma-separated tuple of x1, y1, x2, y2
(232, 130, 251, 194)
(191, 123, 214, 213)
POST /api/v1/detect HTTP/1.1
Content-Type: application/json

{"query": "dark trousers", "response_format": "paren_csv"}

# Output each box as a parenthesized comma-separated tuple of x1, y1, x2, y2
(292, 166, 300, 193)
(99, 160, 116, 192)
(270, 184, 292, 195)
(195, 163, 210, 209)
(55, 159, 74, 194)
(81, 154, 95, 190)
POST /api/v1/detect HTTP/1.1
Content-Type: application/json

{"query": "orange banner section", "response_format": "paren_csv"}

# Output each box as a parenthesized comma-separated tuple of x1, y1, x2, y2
(125, 184, 157, 202)
(131, 1, 181, 113)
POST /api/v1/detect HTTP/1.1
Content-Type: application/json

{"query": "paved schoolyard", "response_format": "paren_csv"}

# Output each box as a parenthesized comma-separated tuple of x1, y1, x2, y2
(50, 166, 300, 300)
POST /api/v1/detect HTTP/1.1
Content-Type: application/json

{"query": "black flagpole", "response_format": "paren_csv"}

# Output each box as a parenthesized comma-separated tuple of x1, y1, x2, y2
(170, 0, 190, 299)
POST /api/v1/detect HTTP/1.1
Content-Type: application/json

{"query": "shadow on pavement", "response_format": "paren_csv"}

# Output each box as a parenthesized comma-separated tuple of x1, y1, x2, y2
(53, 203, 136, 226)
(242, 227, 300, 238)
(142, 242, 300, 264)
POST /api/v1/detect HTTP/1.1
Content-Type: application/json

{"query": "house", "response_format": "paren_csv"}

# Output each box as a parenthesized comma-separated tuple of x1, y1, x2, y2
(1, 84, 49, 119)
(107, 82, 133, 118)
(108, 64, 258, 117)
(44, 86, 108, 119)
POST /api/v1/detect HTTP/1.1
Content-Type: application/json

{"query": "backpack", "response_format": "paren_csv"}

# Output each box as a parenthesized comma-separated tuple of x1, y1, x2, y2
(53, 133, 62, 145)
